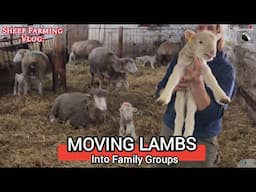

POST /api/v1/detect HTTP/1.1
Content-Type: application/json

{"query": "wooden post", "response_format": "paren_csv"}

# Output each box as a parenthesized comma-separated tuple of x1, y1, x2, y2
(39, 34, 43, 51)
(118, 27, 123, 57)
(10, 34, 13, 45)
(52, 32, 67, 92)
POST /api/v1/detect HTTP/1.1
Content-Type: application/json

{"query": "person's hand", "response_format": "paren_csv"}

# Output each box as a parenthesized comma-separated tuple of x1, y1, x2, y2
(174, 56, 203, 92)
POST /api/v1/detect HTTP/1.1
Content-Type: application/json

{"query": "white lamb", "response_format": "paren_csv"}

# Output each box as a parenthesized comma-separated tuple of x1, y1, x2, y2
(135, 55, 155, 69)
(13, 73, 24, 96)
(119, 102, 138, 140)
(156, 30, 231, 137)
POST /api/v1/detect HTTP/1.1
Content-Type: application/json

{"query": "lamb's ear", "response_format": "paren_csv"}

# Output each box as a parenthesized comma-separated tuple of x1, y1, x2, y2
(184, 30, 196, 40)
(216, 33, 222, 40)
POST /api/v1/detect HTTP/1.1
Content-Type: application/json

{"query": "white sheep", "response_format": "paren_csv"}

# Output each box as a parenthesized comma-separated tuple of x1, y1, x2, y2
(156, 30, 231, 137)
(119, 102, 138, 140)
(13, 73, 24, 96)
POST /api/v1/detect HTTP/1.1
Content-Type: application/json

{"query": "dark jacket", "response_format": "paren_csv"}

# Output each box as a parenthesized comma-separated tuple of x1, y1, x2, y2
(156, 51, 236, 138)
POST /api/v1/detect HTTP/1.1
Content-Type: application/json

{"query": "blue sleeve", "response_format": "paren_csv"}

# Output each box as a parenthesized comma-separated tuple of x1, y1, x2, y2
(155, 55, 178, 98)
(196, 64, 236, 123)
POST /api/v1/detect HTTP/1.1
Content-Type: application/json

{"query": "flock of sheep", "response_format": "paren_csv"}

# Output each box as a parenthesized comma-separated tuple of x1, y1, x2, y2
(10, 28, 232, 141)
(11, 38, 180, 140)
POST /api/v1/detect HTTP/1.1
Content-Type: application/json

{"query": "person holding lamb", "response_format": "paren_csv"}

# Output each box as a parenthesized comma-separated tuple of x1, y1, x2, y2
(155, 24, 236, 168)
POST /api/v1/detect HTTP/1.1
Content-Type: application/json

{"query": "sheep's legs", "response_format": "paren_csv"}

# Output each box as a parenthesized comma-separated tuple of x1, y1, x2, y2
(119, 121, 125, 137)
(156, 65, 184, 105)
(201, 62, 230, 105)
(23, 78, 30, 96)
(173, 91, 186, 136)
(38, 82, 43, 96)
(183, 90, 197, 137)
(126, 122, 137, 140)
(13, 79, 17, 95)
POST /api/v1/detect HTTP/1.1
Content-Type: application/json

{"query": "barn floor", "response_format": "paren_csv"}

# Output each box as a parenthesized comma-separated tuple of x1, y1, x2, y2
(0, 64, 256, 168)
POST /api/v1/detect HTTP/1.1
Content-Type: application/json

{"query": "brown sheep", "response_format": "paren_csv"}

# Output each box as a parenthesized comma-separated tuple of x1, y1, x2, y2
(154, 41, 183, 67)
(68, 40, 103, 65)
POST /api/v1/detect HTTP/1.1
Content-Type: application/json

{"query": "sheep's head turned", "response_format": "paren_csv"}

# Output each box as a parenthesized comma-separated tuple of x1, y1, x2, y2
(184, 30, 221, 61)
(119, 102, 138, 121)
(114, 58, 138, 74)
(13, 49, 30, 63)
(90, 88, 108, 111)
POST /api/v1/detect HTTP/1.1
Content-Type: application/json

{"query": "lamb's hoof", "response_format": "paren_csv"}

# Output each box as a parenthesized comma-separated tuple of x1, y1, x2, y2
(183, 133, 193, 138)
(173, 132, 182, 137)
(50, 118, 55, 123)
(156, 97, 168, 105)
(220, 97, 231, 104)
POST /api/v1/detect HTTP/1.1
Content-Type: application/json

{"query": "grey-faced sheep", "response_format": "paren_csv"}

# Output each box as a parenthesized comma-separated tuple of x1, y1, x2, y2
(13, 73, 24, 96)
(13, 49, 50, 96)
(156, 30, 231, 137)
(68, 40, 103, 65)
(49, 88, 108, 129)
(119, 102, 138, 140)
(89, 47, 137, 90)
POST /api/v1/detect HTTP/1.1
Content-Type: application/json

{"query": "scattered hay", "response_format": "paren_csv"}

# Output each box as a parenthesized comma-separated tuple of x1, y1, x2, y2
(0, 64, 255, 167)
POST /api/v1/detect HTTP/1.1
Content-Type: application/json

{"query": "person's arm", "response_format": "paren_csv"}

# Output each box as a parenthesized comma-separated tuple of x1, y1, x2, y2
(155, 55, 178, 98)
(189, 77, 211, 110)
(179, 56, 236, 123)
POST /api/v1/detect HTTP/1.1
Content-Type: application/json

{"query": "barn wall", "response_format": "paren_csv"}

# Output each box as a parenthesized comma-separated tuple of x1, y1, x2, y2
(226, 45, 256, 123)
(64, 24, 89, 54)
(88, 24, 197, 57)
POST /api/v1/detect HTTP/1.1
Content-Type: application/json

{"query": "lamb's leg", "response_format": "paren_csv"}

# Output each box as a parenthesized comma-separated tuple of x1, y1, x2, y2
(13, 77, 17, 95)
(38, 81, 43, 96)
(156, 64, 185, 105)
(183, 90, 197, 137)
(49, 96, 61, 123)
(124, 80, 129, 91)
(38, 71, 45, 96)
(23, 77, 30, 96)
(201, 62, 231, 105)
(98, 75, 104, 89)
(68, 52, 74, 65)
(18, 80, 21, 96)
(173, 91, 186, 136)
(129, 122, 137, 140)
(125, 122, 137, 139)
(119, 120, 125, 137)
(114, 81, 122, 91)
(150, 60, 155, 69)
